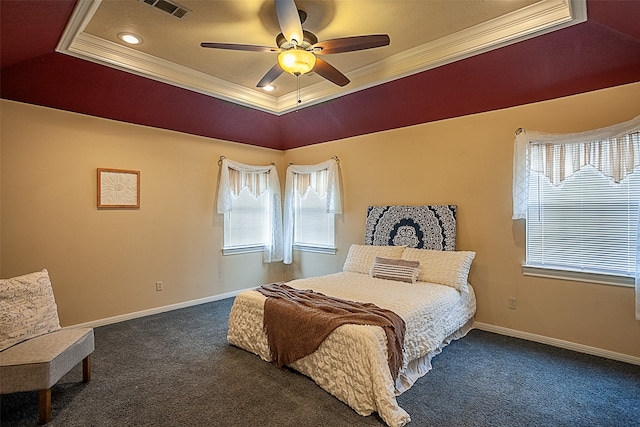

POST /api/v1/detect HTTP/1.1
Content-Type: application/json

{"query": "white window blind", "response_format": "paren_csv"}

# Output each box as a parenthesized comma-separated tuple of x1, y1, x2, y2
(223, 186, 270, 249)
(293, 183, 335, 248)
(526, 164, 640, 277)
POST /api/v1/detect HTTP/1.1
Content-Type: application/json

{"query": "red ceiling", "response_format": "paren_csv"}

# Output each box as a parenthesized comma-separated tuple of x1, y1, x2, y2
(1, 0, 639, 150)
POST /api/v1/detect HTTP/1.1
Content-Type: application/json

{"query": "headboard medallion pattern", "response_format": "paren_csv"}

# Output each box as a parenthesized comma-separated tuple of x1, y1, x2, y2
(365, 205, 457, 251)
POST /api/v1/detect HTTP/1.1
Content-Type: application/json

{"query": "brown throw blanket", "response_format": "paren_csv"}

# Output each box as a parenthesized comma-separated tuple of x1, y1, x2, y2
(256, 283, 406, 380)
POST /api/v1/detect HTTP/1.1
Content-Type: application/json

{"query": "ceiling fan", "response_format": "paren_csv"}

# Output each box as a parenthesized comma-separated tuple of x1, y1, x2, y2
(200, 0, 390, 88)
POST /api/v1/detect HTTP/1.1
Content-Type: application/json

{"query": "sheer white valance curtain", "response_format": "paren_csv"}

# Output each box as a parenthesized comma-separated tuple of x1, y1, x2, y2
(283, 158, 342, 264)
(513, 114, 640, 218)
(511, 114, 640, 320)
(217, 158, 283, 263)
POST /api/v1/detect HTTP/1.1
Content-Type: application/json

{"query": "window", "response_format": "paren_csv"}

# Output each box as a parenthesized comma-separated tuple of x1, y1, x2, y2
(223, 186, 270, 251)
(513, 116, 640, 286)
(526, 164, 639, 280)
(293, 171, 335, 249)
(217, 158, 283, 262)
(283, 158, 342, 264)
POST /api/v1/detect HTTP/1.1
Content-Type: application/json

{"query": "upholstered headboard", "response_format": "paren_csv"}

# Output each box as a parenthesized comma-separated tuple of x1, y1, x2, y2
(364, 205, 457, 251)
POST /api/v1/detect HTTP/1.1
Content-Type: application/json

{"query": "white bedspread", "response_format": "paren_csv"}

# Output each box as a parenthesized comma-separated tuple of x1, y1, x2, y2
(227, 271, 476, 427)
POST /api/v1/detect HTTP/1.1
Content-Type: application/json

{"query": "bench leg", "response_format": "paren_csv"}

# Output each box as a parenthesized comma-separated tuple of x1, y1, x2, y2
(83, 354, 92, 383)
(39, 388, 51, 425)
(37, 355, 91, 424)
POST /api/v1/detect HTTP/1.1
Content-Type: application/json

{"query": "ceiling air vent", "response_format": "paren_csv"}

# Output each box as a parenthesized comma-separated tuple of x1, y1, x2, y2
(140, 0, 190, 19)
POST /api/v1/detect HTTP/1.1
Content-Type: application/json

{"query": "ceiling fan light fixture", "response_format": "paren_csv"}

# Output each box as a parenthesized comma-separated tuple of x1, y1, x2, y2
(278, 49, 316, 76)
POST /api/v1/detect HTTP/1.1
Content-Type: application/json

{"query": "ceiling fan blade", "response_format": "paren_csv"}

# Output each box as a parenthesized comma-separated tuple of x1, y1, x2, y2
(200, 42, 278, 53)
(314, 34, 390, 55)
(312, 58, 350, 87)
(275, 0, 303, 45)
(257, 63, 285, 88)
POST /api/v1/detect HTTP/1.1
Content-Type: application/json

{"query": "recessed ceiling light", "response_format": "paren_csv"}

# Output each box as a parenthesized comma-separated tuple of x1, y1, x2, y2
(262, 85, 276, 92)
(118, 33, 142, 45)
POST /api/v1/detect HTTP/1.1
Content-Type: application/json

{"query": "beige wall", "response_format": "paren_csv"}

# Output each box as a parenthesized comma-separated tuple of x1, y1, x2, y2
(1, 100, 284, 325)
(2, 81, 639, 358)
(283, 82, 640, 358)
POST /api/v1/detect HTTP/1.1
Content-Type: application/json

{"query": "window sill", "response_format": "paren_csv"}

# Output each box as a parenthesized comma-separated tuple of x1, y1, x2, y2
(293, 244, 337, 255)
(522, 265, 634, 288)
(222, 245, 264, 256)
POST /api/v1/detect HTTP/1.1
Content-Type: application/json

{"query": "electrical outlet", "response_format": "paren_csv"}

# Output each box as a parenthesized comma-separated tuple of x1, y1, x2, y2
(155, 281, 163, 292)
(507, 297, 517, 310)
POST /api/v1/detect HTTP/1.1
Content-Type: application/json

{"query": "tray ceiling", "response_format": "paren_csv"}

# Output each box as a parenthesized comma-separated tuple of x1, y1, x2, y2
(57, 0, 585, 115)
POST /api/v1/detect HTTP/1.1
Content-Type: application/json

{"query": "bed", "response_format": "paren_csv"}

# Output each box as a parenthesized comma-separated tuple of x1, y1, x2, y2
(227, 206, 476, 427)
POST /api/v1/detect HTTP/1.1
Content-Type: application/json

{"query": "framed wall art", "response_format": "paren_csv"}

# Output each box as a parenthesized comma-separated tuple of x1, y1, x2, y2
(97, 168, 140, 209)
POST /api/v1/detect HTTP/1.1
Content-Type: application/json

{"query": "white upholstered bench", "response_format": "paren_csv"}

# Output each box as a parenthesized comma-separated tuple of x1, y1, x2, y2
(1, 269, 95, 424)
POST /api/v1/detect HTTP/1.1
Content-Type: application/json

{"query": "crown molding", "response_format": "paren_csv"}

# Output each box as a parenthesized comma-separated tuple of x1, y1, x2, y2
(57, 0, 586, 115)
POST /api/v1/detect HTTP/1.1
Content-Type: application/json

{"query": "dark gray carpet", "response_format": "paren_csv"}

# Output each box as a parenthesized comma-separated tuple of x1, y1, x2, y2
(2, 298, 639, 426)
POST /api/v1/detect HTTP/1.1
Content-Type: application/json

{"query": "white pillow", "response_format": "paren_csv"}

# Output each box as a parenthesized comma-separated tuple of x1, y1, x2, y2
(0, 269, 61, 351)
(343, 244, 406, 274)
(401, 248, 475, 292)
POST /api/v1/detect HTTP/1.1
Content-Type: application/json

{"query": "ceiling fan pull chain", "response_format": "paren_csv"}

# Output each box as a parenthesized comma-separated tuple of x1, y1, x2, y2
(296, 75, 301, 112)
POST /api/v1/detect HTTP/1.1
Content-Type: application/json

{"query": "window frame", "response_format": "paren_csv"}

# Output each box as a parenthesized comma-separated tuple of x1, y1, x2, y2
(524, 165, 639, 287)
(521, 265, 635, 287)
(217, 158, 283, 262)
(283, 158, 342, 264)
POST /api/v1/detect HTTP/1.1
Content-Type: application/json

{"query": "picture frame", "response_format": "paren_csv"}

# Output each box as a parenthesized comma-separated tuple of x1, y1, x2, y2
(97, 168, 140, 209)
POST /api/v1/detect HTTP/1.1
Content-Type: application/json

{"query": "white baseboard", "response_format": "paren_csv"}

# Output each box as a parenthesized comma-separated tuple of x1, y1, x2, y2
(473, 321, 640, 366)
(66, 288, 253, 329)
(66, 296, 639, 367)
